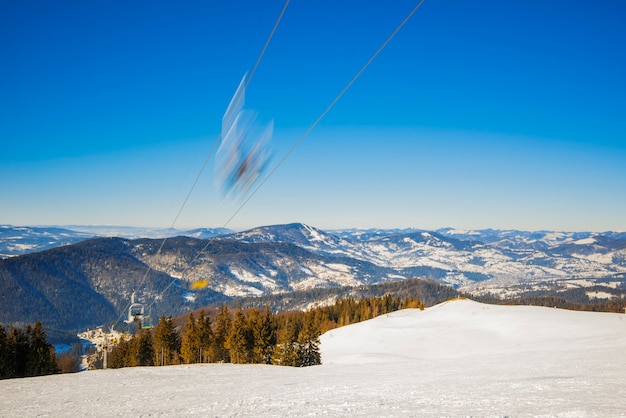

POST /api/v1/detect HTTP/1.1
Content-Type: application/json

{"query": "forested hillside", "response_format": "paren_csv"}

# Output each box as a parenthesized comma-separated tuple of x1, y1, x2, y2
(216, 277, 460, 312)
(0, 237, 228, 332)
(97, 294, 424, 370)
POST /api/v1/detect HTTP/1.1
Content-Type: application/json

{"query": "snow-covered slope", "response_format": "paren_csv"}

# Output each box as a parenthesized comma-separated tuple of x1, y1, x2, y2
(321, 298, 626, 363)
(1, 300, 625, 417)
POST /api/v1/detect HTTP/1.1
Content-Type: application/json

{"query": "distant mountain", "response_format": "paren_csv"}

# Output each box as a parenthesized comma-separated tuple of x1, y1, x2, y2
(228, 223, 360, 257)
(183, 228, 234, 239)
(136, 223, 626, 294)
(0, 225, 234, 258)
(435, 228, 593, 250)
(63, 225, 233, 240)
(1, 222, 625, 334)
(0, 225, 93, 258)
(549, 235, 626, 257)
(330, 227, 424, 241)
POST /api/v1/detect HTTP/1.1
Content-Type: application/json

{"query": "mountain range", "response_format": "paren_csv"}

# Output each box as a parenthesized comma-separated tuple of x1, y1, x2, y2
(0, 224, 231, 258)
(1, 223, 625, 333)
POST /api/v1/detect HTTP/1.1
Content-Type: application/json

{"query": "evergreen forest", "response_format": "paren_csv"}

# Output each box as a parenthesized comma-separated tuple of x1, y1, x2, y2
(105, 294, 424, 369)
(0, 321, 59, 379)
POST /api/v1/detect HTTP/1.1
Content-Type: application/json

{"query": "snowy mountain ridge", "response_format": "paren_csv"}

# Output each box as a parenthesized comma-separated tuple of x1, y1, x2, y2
(2, 222, 625, 327)
(223, 223, 626, 290)
(3, 223, 626, 293)
(0, 225, 234, 258)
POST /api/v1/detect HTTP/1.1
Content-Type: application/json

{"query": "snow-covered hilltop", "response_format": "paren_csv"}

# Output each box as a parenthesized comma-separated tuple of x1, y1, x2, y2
(2, 299, 624, 416)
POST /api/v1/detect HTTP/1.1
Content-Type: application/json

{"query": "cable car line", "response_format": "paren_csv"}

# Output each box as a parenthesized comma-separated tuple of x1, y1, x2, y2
(226, 0, 427, 228)
(143, 0, 427, 315)
(111, 0, 291, 331)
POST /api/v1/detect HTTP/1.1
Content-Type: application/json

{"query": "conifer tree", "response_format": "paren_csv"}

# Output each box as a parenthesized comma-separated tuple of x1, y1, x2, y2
(338, 299, 353, 326)
(246, 308, 261, 363)
(109, 338, 130, 369)
(154, 315, 180, 366)
(371, 297, 381, 317)
(252, 306, 276, 364)
(382, 294, 394, 314)
(0, 325, 8, 378)
(0, 323, 59, 378)
(212, 306, 231, 363)
(134, 329, 155, 366)
(298, 313, 321, 367)
(125, 335, 141, 367)
(227, 307, 250, 364)
(7, 326, 29, 377)
(27, 321, 57, 376)
(273, 317, 301, 366)
(197, 311, 213, 363)
(181, 313, 200, 364)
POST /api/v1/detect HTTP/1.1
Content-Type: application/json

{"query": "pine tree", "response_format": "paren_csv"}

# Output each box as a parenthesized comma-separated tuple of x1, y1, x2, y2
(298, 313, 321, 367)
(0, 325, 9, 379)
(212, 306, 231, 363)
(197, 311, 213, 363)
(125, 335, 140, 367)
(0, 323, 58, 378)
(338, 299, 353, 326)
(109, 338, 130, 369)
(27, 321, 58, 376)
(227, 307, 250, 364)
(7, 326, 29, 377)
(382, 294, 394, 314)
(134, 329, 154, 366)
(252, 306, 276, 364)
(154, 315, 180, 366)
(181, 313, 200, 364)
(273, 317, 301, 367)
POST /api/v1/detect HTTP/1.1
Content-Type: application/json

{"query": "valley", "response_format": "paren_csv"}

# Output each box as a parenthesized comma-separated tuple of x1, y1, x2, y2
(1, 223, 625, 335)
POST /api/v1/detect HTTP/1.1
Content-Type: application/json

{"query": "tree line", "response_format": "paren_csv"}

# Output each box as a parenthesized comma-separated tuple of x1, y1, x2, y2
(220, 277, 455, 313)
(476, 294, 626, 313)
(106, 294, 424, 369)
(0, 321, 58, 380)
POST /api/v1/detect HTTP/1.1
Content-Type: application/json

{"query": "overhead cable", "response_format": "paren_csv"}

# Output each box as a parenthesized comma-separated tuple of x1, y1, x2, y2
(112, 0, 291, 330)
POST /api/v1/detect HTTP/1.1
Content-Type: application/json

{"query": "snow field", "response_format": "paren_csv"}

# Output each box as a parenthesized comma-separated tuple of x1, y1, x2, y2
(1, 299, 625, 417)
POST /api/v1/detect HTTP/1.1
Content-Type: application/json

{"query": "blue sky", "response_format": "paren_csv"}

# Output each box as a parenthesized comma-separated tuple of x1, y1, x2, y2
(1, 0, 625, 232)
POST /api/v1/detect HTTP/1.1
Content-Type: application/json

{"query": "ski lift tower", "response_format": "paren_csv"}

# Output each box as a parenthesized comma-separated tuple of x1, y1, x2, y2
(125, 292, 146, 332)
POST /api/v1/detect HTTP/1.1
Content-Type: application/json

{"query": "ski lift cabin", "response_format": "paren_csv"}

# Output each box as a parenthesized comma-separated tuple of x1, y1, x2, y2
(124, 292, 148, 331)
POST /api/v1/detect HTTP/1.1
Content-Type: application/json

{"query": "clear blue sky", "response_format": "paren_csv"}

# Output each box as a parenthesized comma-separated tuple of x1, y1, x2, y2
(1, 0, 625, 232)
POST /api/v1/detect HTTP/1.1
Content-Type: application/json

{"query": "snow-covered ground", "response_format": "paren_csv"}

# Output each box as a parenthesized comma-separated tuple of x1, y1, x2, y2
(1, 299, 625, 417)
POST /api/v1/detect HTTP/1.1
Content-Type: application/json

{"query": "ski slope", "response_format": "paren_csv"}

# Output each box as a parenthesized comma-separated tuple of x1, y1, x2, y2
(1, 299, 625, 417)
